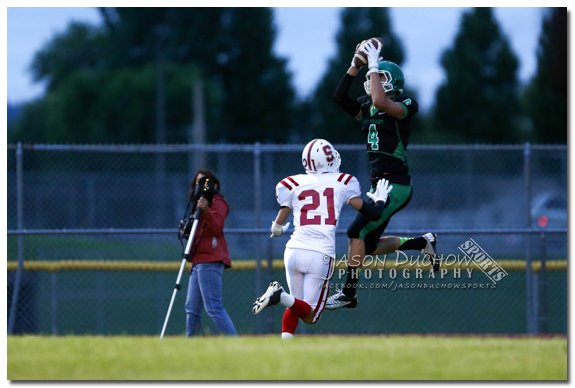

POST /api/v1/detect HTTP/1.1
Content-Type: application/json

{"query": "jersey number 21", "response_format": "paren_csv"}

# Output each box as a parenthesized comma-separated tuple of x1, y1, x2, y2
(298, 188, 337, 226)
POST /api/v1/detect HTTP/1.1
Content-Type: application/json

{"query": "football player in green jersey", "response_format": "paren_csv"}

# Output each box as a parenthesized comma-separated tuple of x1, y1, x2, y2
(327, 39, 439, 310)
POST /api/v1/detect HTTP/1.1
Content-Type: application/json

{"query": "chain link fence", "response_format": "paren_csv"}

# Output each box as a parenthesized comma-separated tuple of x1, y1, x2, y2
(7, 143, 567, 336)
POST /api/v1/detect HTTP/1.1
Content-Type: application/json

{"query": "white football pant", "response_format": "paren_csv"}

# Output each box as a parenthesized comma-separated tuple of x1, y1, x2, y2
(284, 247, 333, 324)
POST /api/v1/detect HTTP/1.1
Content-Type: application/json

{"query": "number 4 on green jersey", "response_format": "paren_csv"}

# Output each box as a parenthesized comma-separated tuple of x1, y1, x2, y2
(368, 124, 379, 150)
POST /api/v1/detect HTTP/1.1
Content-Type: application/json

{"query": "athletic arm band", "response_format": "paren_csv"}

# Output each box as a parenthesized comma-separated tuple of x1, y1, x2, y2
(358, 200, 385, 221)
(333, 73, 361, 117)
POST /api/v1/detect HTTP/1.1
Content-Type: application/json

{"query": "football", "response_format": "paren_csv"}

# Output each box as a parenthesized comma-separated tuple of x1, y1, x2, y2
(353, 37, 384, 68)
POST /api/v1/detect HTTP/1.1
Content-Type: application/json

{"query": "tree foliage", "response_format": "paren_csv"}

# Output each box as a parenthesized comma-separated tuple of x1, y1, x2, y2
(10, 63, 211, 143)
(9, 7, 295, 144)
(433, 8, 521, 143)
(308, 8, 405, 143)
(30, 22, 109, 94)
(214, 8, 295, 143)
(524, 7, 567, 144)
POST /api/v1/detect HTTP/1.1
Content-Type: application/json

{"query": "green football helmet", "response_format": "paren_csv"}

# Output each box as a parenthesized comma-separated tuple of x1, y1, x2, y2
(364, 61, 405, 95)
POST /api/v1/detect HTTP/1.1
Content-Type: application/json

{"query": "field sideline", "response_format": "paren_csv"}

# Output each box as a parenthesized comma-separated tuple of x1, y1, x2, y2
(8, 334, 567, 380)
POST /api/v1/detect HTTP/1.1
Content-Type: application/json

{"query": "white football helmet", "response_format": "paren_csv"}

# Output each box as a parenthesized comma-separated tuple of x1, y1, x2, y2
(302, 139, 340, 174)
(332, 150, 341, 173)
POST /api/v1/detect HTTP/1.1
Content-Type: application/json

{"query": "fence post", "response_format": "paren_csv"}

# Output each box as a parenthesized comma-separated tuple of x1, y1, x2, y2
(191, 79, 206, 170)
(539, 232, 548, 333)
(254, 142, 262, 234)
(266, 237, 275, 333)
(523, 142, 536, 334)
(8, 142, 24, 335)
(254, 142, 263, 334)
(51, 273, 58, 335)
(154, 151, 167, 226)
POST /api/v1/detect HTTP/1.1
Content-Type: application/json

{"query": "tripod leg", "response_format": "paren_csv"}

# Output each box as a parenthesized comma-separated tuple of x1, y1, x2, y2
(160, 216, 202, 339)
(160, 257, 188, 339)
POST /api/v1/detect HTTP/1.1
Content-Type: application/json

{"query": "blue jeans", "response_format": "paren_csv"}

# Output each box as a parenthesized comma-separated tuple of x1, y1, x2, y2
(185, 262, 237, 336)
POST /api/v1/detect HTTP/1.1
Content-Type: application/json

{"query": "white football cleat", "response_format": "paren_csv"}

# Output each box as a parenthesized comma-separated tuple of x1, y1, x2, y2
(325, 290, 358, 310)
(422, 233, 439, 272)
(252, 281, 284, 315)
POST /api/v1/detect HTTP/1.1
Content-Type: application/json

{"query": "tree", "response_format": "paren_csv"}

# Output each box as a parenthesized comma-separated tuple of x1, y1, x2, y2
(30, 22, 109, 94)
(214, 8, 295, 143)
(433, 7, 522, 143)
(524, 8, 567, 144)
(308, 7, 406, 143)
(9, 7, 296, 144)
(7, 62, 210, 144)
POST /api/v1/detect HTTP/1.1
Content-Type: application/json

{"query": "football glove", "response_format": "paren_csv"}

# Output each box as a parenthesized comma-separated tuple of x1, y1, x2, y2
(270, 221, 290, 238)
(362, 40, 382, 74)
(351, 40, 366, 68)
(366, 178, 393, 204)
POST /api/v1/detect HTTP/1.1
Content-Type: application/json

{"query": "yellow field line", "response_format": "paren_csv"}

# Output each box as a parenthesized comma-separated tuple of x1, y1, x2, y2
(6, 259, 567, 272)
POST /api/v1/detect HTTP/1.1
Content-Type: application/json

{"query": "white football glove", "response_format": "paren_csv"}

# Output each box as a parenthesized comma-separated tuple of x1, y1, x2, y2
(270, 221, 290, 238)
(350, 55, 358, 69)
(350, 40, 367, 68)
(361, 40, 382, 74)
(366, 178, 393, 204)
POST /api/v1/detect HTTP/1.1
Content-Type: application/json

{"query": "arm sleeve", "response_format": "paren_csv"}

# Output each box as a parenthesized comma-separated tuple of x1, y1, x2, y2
(275, 181, 293, 208)
(333, 73, 361, 117)
(346, 176, 383, 220)
(358, 201, 385, 221)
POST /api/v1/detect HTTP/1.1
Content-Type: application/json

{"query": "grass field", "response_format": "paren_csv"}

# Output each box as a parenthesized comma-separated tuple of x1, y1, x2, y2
(7, 334, 567, 380)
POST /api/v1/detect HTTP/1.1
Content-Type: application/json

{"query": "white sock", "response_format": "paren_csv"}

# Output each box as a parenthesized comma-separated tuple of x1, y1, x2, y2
(281, 332, 294, 340)
(280, 291, 295, 308)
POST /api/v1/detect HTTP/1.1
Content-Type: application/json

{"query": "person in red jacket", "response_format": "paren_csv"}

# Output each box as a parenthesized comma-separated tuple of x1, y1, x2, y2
(184, 169, 237, 336)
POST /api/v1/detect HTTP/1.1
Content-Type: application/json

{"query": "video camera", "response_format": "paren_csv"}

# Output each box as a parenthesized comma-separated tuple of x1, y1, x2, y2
(178, 176, 216, 241)
(192, 176, 216, 204)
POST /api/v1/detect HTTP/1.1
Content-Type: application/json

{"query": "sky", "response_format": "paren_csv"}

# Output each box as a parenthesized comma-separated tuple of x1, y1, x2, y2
(5, 7, 553, 113)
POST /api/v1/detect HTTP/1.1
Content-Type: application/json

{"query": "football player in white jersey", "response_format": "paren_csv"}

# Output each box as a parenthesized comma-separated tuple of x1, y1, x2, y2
(252, 139, 391, 339)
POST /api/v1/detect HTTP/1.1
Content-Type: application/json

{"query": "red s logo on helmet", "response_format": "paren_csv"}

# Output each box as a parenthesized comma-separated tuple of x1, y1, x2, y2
(323, 145, 334, 162)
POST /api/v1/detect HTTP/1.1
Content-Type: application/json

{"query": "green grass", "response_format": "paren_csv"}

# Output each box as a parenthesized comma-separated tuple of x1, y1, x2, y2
(8, 335, 567, 380)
